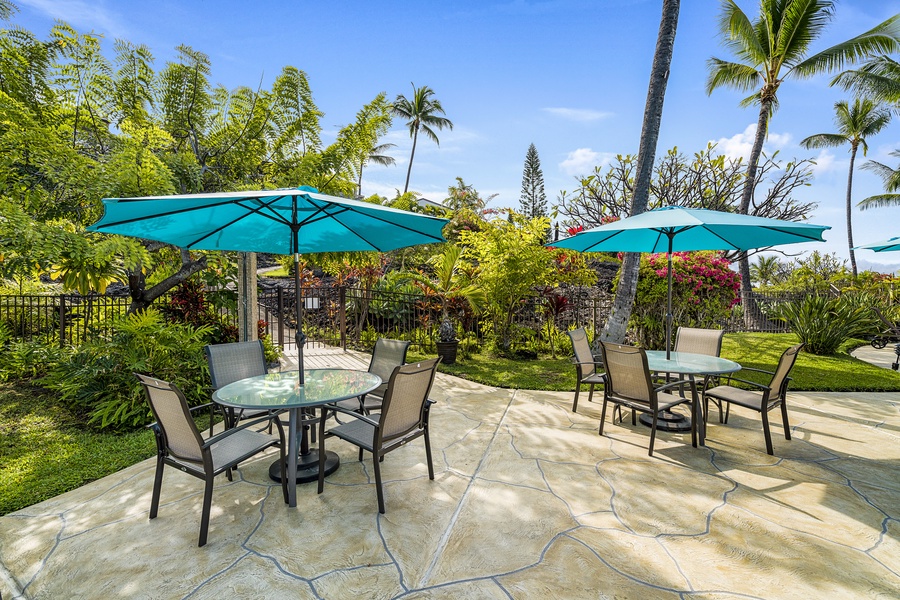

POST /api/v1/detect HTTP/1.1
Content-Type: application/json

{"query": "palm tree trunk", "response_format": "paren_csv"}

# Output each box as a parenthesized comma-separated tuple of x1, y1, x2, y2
(847, 143, 858, 279)
(738, 100, 771, 329)
(404, 126, 419, 194)
(602, 0, 680, 344)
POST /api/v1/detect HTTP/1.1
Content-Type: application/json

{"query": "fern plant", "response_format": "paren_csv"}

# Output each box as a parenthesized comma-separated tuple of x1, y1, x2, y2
(41, 309, 212, 429)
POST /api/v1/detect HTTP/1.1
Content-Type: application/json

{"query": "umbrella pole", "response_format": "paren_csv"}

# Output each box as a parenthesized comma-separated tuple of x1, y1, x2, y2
(666, 234, 674, 361)
(294, 252, 306, 384)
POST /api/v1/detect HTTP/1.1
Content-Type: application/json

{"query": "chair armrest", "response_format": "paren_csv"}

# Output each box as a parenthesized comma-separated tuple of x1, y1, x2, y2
(710, 376, 771, 392)
(200, 412, 283, 449)
(324, 404, 380, 427)
(654, 380, 694, 394)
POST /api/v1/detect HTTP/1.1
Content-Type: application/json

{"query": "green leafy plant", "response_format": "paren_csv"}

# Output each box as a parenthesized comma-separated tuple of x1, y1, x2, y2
(774, 295, 875, 355)
(257, 319, 281, 364)
(40, 309, 211, 429)
(161, 279, 238, 344)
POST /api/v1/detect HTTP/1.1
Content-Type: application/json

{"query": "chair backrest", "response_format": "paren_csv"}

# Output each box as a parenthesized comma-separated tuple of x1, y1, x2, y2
(674, 327, 724, 357)
(769, 343, 804, 398)
(598, 342, 654, 406)
(205, 341, 267, 390)
(568, 327, 597, 376)
(379, 358, 440, 442)
(369, 338, 411, 383)
(136, 374, 204, 463)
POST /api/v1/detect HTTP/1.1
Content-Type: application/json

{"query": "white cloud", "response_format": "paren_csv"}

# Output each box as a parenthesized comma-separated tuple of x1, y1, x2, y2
(543, 107, 612, 122)
(559, 148, 614, 176)
(19, 0, 125, 36)
(711, 124, 792, 161)
(810, 149, 842, 176)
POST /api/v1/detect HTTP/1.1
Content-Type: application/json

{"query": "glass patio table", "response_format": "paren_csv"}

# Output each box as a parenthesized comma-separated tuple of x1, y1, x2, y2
(644, 351, 741, 445)
(212, 368, 381, 508)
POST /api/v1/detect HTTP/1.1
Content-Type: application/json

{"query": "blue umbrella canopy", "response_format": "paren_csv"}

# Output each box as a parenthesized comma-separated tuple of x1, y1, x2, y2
(855, 237, 900, 253)
(88, 186, 448, 383)
(551, 206, 830, 253)
(87, 186, 448, 254)
(551, 206, 830, 357)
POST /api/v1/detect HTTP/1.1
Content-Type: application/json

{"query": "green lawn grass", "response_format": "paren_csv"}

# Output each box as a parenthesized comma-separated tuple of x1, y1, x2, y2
(0, 382, 156, 515)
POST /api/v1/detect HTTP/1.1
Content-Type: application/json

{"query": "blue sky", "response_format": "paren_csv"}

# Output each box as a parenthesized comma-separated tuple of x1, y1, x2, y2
(10, 0, 900, 270)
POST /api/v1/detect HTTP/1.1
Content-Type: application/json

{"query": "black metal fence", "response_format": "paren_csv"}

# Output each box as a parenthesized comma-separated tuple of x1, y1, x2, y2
(1, 286, 825, 351)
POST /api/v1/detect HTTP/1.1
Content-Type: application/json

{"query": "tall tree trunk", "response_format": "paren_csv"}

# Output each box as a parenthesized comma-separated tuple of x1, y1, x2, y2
(847, 143, 858, 279)
(602, 0, 680, 344)
(738, 99, 772, 329)
(127, 250, 207, 313)
(403, 126, 419, 194)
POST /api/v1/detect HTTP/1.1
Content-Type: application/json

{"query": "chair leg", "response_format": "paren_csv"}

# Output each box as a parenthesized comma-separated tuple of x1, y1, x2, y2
(424, 427, 435, 480)
(587, 383, 595, 404)
(598, 398, 609, 435)
(723, 401, 731, 424)
(761, 408, 774, 455)
(631, 409, 637, 426)
(648, 412, 658, 456)
(199, 475, 214, 547)
(150, 457, 164, 520)
(572, 382, 581, 413)
(373, 451, 386, 514)
(780, 401, 791, 441)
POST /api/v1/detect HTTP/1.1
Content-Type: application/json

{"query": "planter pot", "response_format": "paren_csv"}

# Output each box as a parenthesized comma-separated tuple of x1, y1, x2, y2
(436, 340, 459, 365)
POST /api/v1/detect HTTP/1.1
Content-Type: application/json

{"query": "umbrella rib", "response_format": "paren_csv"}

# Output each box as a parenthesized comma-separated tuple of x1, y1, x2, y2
(91, 197, 249, 229)
(183, 197, 293, 248)
(302, 197, 445, 251)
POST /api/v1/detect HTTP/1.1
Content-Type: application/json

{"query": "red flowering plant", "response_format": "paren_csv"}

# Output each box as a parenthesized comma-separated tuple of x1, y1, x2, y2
(625, 251, 740, 349)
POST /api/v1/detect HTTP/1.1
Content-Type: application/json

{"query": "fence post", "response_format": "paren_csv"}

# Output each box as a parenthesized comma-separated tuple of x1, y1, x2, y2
(58, 295, 66, 348)
(339, 286, 347, 351)
(277, 287, 285, 350)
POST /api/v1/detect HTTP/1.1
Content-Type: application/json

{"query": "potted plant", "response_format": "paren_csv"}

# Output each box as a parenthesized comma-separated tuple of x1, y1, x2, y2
(409, 245, 484, 364)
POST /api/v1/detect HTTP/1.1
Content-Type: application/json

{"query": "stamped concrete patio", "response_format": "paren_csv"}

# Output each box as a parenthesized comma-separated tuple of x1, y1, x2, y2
(1, 348, 899, 599)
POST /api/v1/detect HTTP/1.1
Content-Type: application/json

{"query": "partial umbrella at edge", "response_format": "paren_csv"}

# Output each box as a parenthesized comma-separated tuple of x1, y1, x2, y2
(88, 186, 449, 380)
(549, 206, 830, 358)
(855, 237, 900, 253)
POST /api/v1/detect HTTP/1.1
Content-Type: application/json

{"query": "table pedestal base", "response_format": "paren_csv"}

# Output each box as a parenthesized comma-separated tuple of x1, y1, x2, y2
(639, 410, 692, 432)
(269, 450, 340, 484)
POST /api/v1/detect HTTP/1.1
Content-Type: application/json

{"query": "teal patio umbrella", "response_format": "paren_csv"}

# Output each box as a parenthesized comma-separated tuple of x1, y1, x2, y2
(88, 186, 448, 380)
(551, 206, 830, 358)
(856, 237, 900, 253)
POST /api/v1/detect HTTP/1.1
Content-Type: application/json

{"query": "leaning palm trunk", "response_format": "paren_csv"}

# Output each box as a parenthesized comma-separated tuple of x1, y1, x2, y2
(737, 99, 773, 330)
(404, 127, 419, 194)
(603, 0, 680, 344)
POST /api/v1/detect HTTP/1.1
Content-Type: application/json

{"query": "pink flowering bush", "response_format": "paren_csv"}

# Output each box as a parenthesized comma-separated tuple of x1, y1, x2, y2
(628, 251, 740, 349)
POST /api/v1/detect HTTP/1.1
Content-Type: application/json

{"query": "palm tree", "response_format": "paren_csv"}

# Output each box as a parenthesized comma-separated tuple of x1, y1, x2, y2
(750, 255, 782, 287)
(407, 245, 485, 343)
(391, 83, 453, 194)
(858, 150, 900, 210)
(356, 142, 396, 198)
(706, 1, 900, 324)
(603, 0, 681, 344)
(834, 55, 900, 108)
(801, 98, 891, 277)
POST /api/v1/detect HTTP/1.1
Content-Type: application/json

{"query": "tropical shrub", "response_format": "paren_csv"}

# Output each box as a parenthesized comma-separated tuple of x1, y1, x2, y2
(161, 279, 238, 344)
(629, 252, 740, 349)
(41, 309, 211, 429)
(773, 295, 875, 355)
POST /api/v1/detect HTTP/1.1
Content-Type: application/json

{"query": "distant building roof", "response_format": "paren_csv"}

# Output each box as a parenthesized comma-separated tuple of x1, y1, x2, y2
(417, 197, 445, 211)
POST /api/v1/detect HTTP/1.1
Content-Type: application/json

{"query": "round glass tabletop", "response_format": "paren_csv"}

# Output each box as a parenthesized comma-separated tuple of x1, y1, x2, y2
(212, 369, 382, 410)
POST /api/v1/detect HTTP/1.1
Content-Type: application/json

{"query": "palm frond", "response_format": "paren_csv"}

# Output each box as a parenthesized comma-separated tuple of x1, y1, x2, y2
(777, 0, 835, 68)
(832, 56, 900, 104)
(706, 58, 761, 94)
(800, 133, 847, 149)
(794, 14, 900, 78)
(858, 193, 900, 210)
(718, 0, 766, 63)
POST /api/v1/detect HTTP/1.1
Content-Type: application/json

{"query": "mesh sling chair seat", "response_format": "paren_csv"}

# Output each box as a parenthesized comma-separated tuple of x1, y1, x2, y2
(598, 342, 697, 456)
(334, 338, 411, 415)
(205, 340, 274, 428)
(568, 327, 606, 413)
(317, 358, 440, 513)
(702, 344, 804, 455)
(660, 327, 726, 409)
(136, 374, 287, 547)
